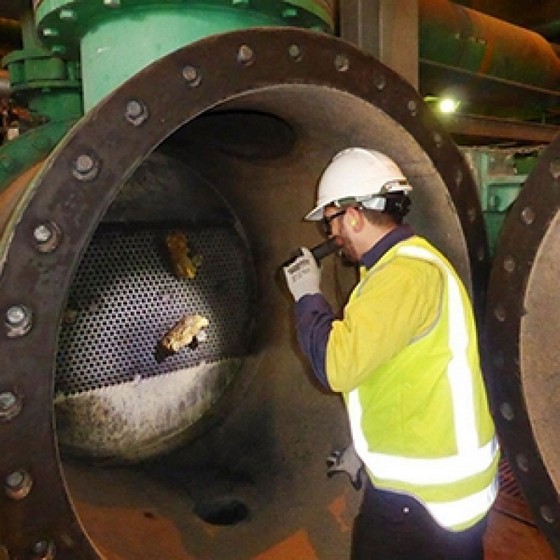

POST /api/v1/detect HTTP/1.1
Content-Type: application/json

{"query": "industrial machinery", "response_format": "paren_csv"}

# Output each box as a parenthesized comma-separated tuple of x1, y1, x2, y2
(1, 1, 560, 559)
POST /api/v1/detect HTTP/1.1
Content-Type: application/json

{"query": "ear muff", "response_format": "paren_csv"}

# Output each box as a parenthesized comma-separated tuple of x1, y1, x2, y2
(384, 194, 411, 217)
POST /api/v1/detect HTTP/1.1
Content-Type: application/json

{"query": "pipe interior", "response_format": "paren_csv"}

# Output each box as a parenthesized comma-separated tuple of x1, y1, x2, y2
(55, 84, 473, 559)
(521, 209, 560, 494)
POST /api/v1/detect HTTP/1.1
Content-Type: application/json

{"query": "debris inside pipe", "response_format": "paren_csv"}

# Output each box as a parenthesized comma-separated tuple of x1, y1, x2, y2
(165, 230, 203, 279)
(155, 313, 209, 363)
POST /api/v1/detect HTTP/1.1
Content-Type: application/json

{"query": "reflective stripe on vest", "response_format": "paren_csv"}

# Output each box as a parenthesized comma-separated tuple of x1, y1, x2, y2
(348, 244, 498, 527)
(348, 401, 499, 484)
(426, 477, 499, 529)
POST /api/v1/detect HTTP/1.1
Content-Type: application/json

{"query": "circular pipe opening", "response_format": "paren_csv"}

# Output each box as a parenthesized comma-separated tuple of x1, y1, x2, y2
(58, 89, 481, 558)
(485, 135, 560, 555)
(0, 28, 487, 559)
(54, 150, 257, 462)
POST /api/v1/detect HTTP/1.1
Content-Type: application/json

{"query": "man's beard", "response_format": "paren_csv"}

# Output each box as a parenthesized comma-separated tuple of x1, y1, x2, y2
(340, 237, 359, 264)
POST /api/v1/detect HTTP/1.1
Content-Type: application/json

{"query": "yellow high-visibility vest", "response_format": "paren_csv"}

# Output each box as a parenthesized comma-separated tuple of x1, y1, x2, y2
(326, 236, 499, 531)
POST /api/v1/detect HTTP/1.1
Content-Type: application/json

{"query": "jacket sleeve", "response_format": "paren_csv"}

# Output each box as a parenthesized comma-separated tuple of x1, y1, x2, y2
(326, 258, 442, 393)
(294, 293, 336, 390)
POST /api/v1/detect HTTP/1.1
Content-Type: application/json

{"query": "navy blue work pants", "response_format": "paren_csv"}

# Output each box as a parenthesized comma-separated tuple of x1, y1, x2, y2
(351, 480, 488, 560)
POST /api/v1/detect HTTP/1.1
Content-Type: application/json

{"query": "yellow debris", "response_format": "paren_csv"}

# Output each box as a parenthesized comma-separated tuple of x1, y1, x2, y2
(165, 231, 202, 279)
(156, 314, 209, 363)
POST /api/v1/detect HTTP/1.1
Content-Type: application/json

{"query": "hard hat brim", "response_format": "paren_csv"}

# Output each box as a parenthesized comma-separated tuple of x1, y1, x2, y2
(304, 204, 326, 221)
(304, 186, 412, 221)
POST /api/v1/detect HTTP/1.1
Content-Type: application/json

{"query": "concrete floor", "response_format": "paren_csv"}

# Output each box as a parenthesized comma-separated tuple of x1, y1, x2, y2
(62, 456, 558, 559)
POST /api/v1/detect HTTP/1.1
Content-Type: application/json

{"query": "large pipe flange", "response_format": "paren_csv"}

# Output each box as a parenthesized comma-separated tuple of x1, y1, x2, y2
(0, 28, 488, 559)
(485, 133, 560, 555)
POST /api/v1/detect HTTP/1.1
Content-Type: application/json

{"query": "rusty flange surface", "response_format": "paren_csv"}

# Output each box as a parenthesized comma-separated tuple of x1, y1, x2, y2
(484, 133, 560, 554)
(0, 27, 488, 558)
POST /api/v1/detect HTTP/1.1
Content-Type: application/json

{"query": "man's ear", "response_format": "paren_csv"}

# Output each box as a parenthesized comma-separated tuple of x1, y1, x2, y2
(347, 207, 362, 231)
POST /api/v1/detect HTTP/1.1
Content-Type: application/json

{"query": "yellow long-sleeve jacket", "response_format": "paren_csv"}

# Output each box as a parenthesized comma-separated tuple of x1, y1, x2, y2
(295, 227, 499, 531)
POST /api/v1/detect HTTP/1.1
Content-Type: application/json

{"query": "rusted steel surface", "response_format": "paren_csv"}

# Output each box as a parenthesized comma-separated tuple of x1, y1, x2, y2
(0, 27, 486, 558)
(484, 133, 560, 557)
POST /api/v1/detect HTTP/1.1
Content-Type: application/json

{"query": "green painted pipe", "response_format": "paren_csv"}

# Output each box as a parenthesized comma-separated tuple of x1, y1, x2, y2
(2, 13, 82, 121)
(34, 0, 334, 110)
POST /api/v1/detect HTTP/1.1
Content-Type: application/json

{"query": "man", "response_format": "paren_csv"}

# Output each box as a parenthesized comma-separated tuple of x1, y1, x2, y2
(283, 147, 500, 560)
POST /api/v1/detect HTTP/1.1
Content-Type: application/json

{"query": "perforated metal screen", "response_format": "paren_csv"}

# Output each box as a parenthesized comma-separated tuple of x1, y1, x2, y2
(56, 224, 255, 396)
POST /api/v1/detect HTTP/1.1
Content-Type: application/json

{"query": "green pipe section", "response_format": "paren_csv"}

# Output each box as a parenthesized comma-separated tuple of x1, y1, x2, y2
(2, 13, 82, 121)
(34, 0, 334, 110)
(462, 146, 543, 255)
(0, 14, 81, 199)
(0, 118, 77, 192)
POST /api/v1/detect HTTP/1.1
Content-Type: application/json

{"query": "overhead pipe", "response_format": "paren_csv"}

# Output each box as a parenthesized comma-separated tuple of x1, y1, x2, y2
(453, 0, 560, 41)
(418, 0, 560, 118)
(419, 0, 560, 89)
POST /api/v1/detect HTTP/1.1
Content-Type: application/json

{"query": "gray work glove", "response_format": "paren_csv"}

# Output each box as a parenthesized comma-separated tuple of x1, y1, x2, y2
(326, 443, 364, 490)
(282, 247, 321, 301)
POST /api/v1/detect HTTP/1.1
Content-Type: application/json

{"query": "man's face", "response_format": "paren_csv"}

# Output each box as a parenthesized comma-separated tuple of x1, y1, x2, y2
(322, 205, 359, 263)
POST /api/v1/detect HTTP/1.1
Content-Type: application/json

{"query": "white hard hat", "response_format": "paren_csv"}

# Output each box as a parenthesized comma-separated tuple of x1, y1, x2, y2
(305, 148, 413, 221)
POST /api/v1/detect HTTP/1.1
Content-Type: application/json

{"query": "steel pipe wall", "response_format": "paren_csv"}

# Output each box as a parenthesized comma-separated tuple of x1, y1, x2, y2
(484, 135, 560, 557)
(0, 28, 487, 559)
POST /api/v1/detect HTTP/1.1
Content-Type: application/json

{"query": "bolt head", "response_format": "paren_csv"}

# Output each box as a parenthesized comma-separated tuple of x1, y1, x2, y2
(59, 9, 77, 20)
(0, 392, 17, 411)
(0, 390, 21, 421)
(73, 154, 100, 181)
(5, 470, 24, 489)
(182, 65, 201, 87)
(125, 100, 149, 126)
(6, 306, 26, 326)
(75, 154, 94, 173)
(126, 100, 143, 118)
(237, 45, 255, 65)
(5, 305, 32, 337)
(5, 469, 32, 500)
(33, 224, 53, 243)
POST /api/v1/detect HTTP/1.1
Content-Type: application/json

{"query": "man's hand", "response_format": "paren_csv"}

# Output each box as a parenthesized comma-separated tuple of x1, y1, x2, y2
(283, 247, 321, 301)
(326, 443, 364, 490)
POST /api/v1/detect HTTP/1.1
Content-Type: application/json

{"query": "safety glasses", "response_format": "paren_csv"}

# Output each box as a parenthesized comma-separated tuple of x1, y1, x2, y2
(321, 209, 346, 236)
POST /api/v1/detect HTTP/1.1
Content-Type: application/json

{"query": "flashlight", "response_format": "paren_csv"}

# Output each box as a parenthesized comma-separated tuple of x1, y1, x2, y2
(282, 236, 343, 268)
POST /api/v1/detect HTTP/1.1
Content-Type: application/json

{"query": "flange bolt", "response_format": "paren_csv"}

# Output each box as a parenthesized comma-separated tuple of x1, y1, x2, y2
(237, 45, 255, 66)
(0, 390, 22, 421)
(182, 65, 201, 87)
(73, 154, 99, 181)
(33, 222, 62, 253)
(5, 470, 32, 500)
(125, 100, 149, 126)
(5, 305, 32, 337)
(31, 540, 55, 560)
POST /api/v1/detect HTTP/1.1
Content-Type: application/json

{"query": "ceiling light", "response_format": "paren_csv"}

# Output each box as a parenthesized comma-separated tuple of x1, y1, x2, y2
(438, 97, 460, 114)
